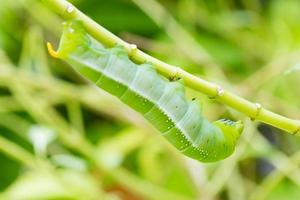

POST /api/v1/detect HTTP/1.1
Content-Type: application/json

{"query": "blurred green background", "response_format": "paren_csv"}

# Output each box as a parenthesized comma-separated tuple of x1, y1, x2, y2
(0, 0, 300, 199)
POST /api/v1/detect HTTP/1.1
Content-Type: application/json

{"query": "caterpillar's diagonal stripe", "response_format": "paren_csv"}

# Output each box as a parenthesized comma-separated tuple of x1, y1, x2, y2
(47, 20, 244, 162)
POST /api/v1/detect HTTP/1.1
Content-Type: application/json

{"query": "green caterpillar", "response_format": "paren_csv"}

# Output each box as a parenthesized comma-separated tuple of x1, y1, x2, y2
(47, 20, 243, 162)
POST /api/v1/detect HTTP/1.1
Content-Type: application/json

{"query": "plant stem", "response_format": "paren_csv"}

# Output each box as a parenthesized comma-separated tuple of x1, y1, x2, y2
(0, 135, 37, 168)
(41, 0, 300, 134)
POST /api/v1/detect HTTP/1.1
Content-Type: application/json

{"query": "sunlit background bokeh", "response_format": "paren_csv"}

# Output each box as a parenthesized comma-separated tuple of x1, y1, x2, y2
(0, 0, 300, 199)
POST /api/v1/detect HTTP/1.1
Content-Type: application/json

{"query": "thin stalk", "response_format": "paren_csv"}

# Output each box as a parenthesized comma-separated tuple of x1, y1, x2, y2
(0, 113, 32, 139)
(131, 0, 228, 82)
(0, 135, 37, 168)
(66, 100, 85, 135)
(41, 0, 300, 134)
(250, 151, 300, 200)
(0, 68, 148, 129)
(0, 97, 23, 113)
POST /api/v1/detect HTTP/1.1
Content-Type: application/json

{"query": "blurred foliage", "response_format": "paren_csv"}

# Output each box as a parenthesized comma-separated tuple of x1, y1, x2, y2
(0, 0, 299, 199)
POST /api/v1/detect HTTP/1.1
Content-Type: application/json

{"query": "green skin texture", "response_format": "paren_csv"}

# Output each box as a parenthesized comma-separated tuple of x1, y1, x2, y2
(53, 20, 243, 162)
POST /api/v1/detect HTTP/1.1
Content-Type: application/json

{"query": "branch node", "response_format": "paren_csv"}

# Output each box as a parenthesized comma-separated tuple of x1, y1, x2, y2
(66, 4, 74, 14)
(216, 86, 225, 97)
(169, 67, 181, 81)
(209, 85, 224, 99)
(128, 44, 137, 57)
(251, 103, 262, 121)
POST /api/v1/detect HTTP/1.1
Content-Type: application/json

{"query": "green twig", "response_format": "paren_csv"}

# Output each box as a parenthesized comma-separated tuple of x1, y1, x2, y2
(66, 100, 85, 135)
(0, 135, 37, 168)
(41, 0, 300, 134)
